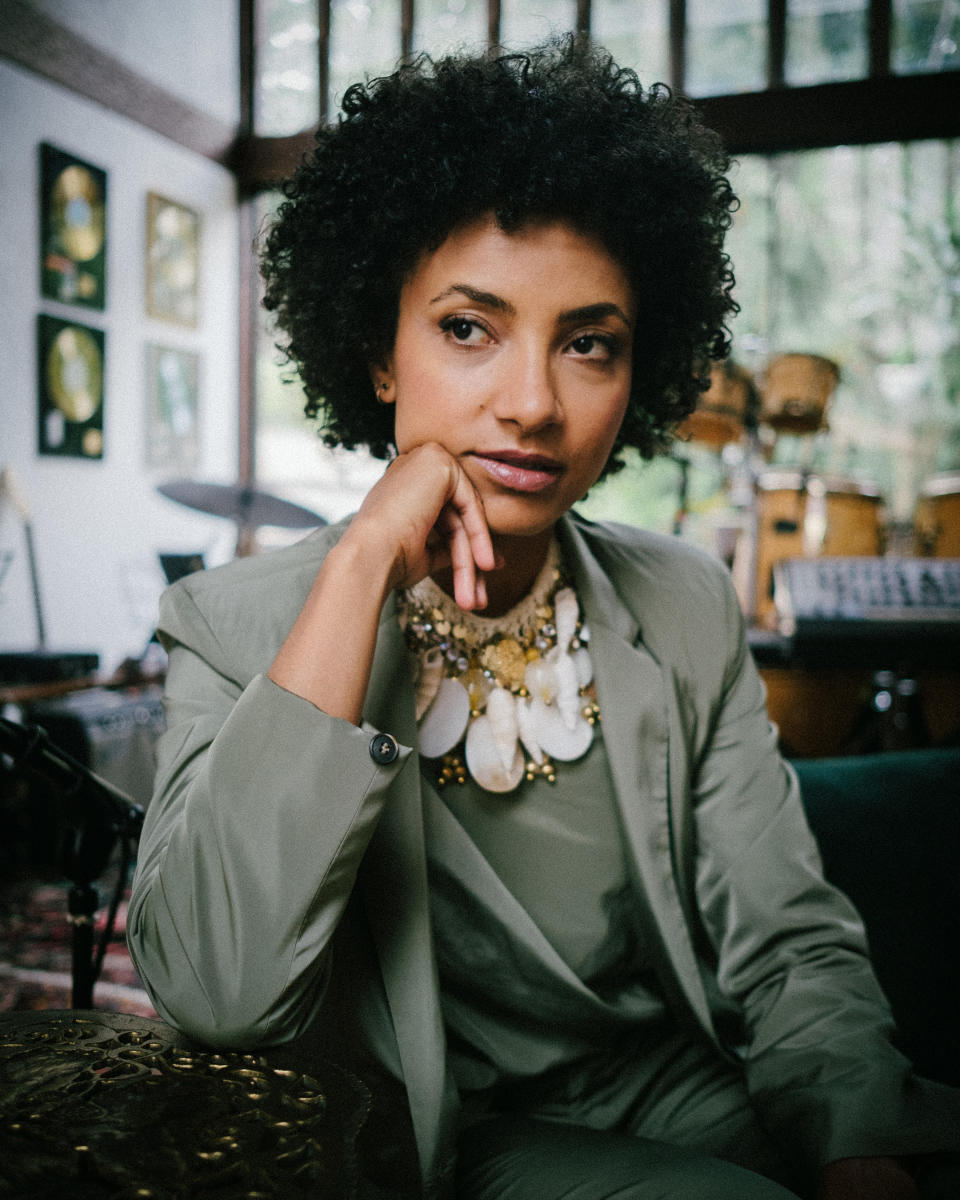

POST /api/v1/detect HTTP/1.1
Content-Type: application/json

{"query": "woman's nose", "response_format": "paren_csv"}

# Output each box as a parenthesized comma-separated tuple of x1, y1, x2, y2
(492, 348, 561, 432)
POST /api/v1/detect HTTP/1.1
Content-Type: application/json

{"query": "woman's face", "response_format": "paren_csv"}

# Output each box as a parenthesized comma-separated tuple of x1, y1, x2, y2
(381, 215, 635, 542)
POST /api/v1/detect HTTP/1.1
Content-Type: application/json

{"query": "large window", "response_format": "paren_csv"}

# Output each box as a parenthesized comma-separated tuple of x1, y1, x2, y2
(579, 139, 960, 547)
(500, 0, 580, 50)
(329, 0, 404, 117)
(249, 0, 960, 547)
(784, 0, 870, 85)
(255, 0, 321, 136)
(894, 0, 960, 72)
(684, 0, 768, 96)
(590, 0, 669, 84)
(411, 0, 488, 58)
(253, 0, 960, 135)
(253, 194, 385, 528)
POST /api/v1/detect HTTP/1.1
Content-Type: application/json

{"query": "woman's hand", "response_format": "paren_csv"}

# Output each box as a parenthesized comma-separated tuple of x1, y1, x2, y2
(269, 442, 496, 724)
(345, 441, 497, 612)
(816, 1157, 918, 1200)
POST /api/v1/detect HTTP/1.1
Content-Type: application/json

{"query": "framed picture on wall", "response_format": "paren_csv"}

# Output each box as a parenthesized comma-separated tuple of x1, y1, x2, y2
(40, 143, 107, 310)
(37, 313, 105, 459)
(145, 193, 200, 327)
(145, 343, 200, 472)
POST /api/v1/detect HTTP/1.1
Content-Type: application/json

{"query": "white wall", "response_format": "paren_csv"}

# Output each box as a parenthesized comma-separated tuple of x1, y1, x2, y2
(28, 0, 240, 127)
(0, 56, 240, 672)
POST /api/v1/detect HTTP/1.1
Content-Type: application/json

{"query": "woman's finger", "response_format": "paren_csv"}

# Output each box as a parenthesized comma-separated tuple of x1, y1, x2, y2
(452, 473, 497, 576)
(441, 462, 495, 565)
(436, 505, 481, 610)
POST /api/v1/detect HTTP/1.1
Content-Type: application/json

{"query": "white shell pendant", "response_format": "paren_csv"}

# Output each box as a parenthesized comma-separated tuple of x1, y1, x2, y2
(528, 695, 593, 762)
(525, 657, 557, 705)
(485, 686, 520, 771)
(418, 676, 470, 759)
(554, 652, 582, 730)
(413, 647, 444, 721)
(554, 586, 579, 652)
(516, 697, 545, 765)
(465, 713, 525, 793)
(573, 646, 593, 688)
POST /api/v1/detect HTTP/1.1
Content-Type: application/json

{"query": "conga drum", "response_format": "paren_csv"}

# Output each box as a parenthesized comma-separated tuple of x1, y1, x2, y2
(678, 360, 756, 449)
(752, 470, 885, 625)
(760, 353, 839, 435)
(915, 472, 960, 557)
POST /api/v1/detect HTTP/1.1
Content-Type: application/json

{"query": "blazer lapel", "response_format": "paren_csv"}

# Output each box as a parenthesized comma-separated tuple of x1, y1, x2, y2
(559, 518, 716, 1038)
(358, 599, 453, 1183)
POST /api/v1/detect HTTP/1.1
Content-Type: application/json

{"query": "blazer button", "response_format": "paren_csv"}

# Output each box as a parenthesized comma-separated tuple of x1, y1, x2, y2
(369, 733, 399, 765)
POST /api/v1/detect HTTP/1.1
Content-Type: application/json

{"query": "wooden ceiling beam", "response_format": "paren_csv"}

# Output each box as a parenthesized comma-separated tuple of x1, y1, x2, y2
(0, 0, 239, 165)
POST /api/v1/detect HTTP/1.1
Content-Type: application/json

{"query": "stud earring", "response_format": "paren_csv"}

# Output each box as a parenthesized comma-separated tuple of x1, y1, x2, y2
(376, 381, 390, 404)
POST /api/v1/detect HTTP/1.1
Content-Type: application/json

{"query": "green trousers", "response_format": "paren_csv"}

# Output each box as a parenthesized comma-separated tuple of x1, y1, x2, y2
(452, 1024, 958, 1199)
(457, 1116, 800, 1199)
(455, 1028, 804, 1198)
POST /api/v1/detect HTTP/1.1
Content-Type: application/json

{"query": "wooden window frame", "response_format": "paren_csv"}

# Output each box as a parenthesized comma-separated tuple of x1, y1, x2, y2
(3, 0, 957, 486)
(235, 0, 958, 189)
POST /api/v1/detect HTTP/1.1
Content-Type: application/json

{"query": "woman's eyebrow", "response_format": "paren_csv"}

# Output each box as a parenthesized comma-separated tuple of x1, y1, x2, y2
(429, 284, 513, 312)
(429, 288, 632, 329)
(559, 302, 633, 328)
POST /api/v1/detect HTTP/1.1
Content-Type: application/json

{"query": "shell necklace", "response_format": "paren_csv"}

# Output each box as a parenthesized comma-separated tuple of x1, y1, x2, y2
(397, 541, 600, 794)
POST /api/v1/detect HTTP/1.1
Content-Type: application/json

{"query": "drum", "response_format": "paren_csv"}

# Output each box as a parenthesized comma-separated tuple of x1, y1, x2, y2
(760, 353, 839, 435)
(915, 471, 960, 557)
(678, 360, 756, 449)
(752, 470, 885, 625)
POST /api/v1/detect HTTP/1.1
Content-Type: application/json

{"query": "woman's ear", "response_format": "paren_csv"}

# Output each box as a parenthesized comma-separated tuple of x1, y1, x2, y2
(368, 362, 396, 406)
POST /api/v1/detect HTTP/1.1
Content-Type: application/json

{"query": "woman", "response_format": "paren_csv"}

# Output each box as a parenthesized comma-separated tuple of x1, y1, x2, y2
(128, 38, 960, 1200)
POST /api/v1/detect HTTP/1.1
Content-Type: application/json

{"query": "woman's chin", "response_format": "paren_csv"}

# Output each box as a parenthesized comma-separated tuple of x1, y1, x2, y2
(483, 503, 563, 544)
(471, 481, 568, 537)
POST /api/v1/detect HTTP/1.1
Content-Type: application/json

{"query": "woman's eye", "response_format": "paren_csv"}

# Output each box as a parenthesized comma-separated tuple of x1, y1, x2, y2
(569, 333, 616, 360)
(440, 316, 490, 345)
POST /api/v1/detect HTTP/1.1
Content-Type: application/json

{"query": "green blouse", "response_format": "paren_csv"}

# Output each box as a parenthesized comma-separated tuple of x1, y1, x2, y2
(423, 725, 667, 1103)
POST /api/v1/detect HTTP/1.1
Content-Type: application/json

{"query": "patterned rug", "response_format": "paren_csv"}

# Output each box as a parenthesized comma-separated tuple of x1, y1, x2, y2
(0, 873, 157, 1018)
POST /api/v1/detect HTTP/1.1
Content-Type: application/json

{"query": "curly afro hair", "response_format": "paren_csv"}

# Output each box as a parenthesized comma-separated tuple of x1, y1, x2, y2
(261, 35, 738, 478)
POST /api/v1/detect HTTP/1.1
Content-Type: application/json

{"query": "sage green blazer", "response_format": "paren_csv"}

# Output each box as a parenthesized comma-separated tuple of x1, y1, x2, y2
(128, 511, 960, 1197)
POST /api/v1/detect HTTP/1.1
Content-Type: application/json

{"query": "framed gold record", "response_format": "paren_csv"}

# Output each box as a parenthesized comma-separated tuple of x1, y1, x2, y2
(37, 314, 105, 459)
(40, 143, 107, 309)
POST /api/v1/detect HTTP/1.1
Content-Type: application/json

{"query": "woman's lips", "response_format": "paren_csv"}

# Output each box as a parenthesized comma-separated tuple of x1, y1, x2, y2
(470, 451, 563, 493)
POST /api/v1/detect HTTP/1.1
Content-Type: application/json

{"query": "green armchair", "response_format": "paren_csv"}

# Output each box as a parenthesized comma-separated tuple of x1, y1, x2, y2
(794, 748, 960, 1087)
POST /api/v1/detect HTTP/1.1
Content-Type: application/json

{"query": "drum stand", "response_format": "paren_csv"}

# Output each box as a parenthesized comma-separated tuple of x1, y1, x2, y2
(725, 429, 769, 622)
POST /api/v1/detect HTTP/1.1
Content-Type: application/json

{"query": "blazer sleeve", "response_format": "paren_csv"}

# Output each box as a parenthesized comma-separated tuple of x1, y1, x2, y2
(690, 568, 960, 1170)
(126, 579, 412, 1048)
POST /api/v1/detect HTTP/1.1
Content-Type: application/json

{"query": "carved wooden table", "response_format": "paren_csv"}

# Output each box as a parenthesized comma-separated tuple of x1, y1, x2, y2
(0, 1009, 372, 1198)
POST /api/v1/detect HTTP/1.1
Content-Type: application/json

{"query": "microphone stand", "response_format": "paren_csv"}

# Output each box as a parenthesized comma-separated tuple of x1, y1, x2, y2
(0, 715, 145, 1009)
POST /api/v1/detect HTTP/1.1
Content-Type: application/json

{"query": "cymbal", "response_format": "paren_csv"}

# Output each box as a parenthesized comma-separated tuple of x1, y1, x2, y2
(158, 480, 326, 529)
